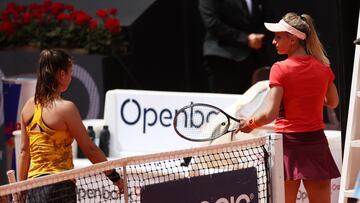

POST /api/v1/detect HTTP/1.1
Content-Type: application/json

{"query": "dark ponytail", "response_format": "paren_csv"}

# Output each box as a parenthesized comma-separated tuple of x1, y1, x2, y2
(34, 49, 72, 106)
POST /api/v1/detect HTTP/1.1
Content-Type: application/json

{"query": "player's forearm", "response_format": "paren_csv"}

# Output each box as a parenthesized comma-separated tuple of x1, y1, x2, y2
(324, 96, 339, 109)
(18, 151, 30, 181)
(325, 82, 339, 109)
(84, 142, 108, 164)
(253, 103, 279, 127)
(253, 112, 276, 127)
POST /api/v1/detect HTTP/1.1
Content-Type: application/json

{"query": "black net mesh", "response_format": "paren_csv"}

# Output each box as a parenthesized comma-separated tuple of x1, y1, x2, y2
(2, 171, 122, 203)
(126, 143, 270, 203)
(0, 137, 271, 203)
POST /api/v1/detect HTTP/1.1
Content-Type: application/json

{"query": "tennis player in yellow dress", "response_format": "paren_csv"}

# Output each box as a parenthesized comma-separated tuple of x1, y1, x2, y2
(18, 49, 124, 202)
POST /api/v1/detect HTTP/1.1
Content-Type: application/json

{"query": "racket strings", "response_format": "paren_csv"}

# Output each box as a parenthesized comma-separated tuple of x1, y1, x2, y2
(175, 105, 229, 141)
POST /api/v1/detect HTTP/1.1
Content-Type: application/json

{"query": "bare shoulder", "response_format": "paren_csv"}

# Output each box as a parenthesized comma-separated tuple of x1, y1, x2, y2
(60, 100, 76, 109)
(55, 100, 83, 128)
(21, 97, 35, 123)
(22, 96, 35, 110)
(56, 100, 81, 118)
(56, 100, 77, 112)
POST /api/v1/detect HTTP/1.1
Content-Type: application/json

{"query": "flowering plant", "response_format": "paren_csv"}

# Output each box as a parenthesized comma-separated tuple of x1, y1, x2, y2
(0, 0, 127, 54)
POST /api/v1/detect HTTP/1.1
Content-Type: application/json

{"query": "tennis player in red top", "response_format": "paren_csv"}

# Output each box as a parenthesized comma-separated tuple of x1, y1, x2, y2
(236, 12, 340, 203)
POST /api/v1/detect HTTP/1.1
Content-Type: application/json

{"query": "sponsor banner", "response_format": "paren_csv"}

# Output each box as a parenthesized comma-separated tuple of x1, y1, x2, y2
(141, 167, 258, 203)
(2, 81, 20, 173)
(2, 76, 36, 174)
(75, 174, 120, 203)
(103, 89, 240, 157)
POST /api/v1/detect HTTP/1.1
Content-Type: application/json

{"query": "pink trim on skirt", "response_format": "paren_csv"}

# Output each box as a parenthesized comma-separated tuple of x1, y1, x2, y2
(283, 129, 340, 181)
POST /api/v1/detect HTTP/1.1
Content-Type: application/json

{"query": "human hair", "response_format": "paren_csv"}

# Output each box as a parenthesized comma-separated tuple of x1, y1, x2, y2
(283, 12, 330, 65)
(34, 49, 72, 106)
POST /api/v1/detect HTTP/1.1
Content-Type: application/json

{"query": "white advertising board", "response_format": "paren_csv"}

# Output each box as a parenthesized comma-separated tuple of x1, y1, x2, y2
(103, 89, 240, 157)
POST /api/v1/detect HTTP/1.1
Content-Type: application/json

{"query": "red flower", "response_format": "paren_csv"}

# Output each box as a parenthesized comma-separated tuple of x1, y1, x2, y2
(0, 0, 125, 54)
(17, 5, 27, 13)
(96, 9, 108, 19)
(22, 12, 33, 24)
(13, 13, 21, 21)
(50, 3, 64, 15)
(4, 3, 17, 18)
(109, 8, 117, 16)
(90, 19, 98, 29)
(1, 10, 10, 21)
(0, 21, 15, 35)
(64, 4, 74, 11)
(33, 12, 45, 23)
(57, 13, 70, 21)
(104, 18, 121, 33)
(42, 0, 52, 10)
(29, 3, 45, 22)
(72, 11, 91, 25)
(5, 3, 17, 13)
(29, 3, 39, 11)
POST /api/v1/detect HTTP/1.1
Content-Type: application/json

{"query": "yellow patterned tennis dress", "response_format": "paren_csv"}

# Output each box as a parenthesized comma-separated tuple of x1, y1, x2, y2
(27, 104, 74, 179)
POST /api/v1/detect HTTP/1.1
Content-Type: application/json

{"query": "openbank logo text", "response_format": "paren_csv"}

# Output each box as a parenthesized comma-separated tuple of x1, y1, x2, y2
(76, 186, 119, 201)
(120, 99, 219, 133)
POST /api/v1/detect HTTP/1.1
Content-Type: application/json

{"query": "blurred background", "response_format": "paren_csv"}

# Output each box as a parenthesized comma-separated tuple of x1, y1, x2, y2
(0, 0, 359, 185)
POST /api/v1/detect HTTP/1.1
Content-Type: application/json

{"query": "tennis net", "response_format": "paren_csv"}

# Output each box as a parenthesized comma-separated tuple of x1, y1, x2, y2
(0, 135, 280, 203)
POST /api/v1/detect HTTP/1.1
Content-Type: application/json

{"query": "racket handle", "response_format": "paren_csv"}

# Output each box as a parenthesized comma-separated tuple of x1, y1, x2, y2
(7, 170, 19, 202)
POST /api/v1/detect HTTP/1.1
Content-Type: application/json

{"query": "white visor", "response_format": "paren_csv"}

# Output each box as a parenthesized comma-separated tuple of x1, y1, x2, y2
(264, 19, 306, 40)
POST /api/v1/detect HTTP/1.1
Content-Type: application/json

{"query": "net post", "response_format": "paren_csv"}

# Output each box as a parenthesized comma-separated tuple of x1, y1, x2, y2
(6, 170, 19, 202)
(122, 166, 129, 203)
(268, 133, 285, 203)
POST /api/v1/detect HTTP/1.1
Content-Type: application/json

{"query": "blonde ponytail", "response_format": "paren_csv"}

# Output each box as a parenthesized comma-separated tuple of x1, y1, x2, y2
(283, 13, 330, 65)
(301, 14, 330, 65)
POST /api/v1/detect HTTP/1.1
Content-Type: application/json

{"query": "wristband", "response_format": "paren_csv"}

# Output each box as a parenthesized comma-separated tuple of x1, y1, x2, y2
(247, 118, 260, 129)
(106, 169, 121, 183)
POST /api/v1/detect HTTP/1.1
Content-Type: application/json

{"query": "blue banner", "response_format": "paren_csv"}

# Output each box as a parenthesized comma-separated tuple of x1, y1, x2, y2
(141, 167, 259, 203)
(3, 82, 21, 173)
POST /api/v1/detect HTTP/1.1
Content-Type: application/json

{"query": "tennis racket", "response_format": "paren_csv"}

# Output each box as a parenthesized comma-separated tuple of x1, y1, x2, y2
(173, 103, 244, 142)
